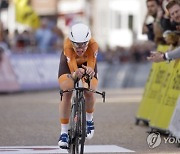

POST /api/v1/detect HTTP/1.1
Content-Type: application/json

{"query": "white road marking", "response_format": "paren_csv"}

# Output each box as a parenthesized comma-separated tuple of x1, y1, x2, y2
(0, 145, 134, 153)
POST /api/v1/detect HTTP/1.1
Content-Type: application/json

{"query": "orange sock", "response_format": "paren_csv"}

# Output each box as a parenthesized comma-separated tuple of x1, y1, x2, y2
(60, 118, 69, 124)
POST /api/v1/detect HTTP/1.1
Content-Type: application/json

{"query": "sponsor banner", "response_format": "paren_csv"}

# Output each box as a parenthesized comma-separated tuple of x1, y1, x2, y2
(0, 53, 20, 92)
(152, 60, 180, 130)
(136, 45, 169, 122)
(136, 44, 180, 131)
(148, 60, 175, 129)
(9, 53, 60, 91)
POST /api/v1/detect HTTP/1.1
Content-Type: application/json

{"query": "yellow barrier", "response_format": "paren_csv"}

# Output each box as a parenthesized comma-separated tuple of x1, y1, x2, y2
(149, 60, 180, 131)
(136, 43, 180, 132)
(136, 44, 169, 123)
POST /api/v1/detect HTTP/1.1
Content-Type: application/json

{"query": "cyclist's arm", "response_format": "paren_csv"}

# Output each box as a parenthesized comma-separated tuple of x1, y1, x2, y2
(65, 49, 86, 80)
(64, 50, 78, 72)
(147, 47, 180, 62)
(64, 38, 78, 73)
(87, 42, 98, 69)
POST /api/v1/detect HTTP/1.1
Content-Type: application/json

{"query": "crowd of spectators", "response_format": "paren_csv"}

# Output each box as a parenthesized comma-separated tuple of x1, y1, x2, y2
(143, 0, 180, 48)
(0, 0, 179, 63)
(97, 40, 156, 64)
(0, 18, 64, 54)
(106, 0, 180, 63)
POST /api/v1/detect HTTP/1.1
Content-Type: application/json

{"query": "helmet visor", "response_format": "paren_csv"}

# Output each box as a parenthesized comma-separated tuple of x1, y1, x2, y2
(72, 41, 89, 48)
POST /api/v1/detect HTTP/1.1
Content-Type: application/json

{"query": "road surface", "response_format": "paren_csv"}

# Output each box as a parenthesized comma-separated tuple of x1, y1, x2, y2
(0, 89, 179, 153)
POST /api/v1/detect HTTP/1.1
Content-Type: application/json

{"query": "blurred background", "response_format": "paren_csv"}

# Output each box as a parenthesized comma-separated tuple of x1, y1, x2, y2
(1, 0, 149, 47)
(1, 1, 180, 152)
(0, 0, 156, 91)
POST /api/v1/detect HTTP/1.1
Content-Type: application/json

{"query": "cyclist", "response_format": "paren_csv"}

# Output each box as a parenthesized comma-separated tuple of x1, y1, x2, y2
(58, 23, 98, 148)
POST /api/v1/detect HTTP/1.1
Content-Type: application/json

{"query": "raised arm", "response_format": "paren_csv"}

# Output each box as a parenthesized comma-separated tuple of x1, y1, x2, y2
(147, 46, 180, 62)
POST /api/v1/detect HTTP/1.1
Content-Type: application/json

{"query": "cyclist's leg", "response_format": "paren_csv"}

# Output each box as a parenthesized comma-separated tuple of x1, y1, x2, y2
(84, 77, 98, 140)
(83, 62, 98, 114)
(84, 77, 98, 114)
(59, 74, 74, 125)
(58, 74, 74, 147)
(58, 52, 74, 148)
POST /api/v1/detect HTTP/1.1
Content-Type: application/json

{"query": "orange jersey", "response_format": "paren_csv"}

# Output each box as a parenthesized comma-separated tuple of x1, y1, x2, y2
(63, 38, 98, 73)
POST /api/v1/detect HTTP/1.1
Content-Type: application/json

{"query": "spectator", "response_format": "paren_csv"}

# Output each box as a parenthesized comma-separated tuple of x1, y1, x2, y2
(163, 30, 179, 47)
(160, 0, 177, 31)
(35, 18, 54, 53)
(0, 22, 9, 54)
(130, 41, 156, 62)
(96, 48, 105, 62)
(50, 24, 65, 52)
(0, 47, 4, 64)
(115, 46, 130, 63)
(13, 30, 26, 53)
(166, 0, 180, 30)
(142, 0, 160, 41)
(3, 29, 10, 48)
(147, 0, 180, 62)
(20, 30, 36, 53)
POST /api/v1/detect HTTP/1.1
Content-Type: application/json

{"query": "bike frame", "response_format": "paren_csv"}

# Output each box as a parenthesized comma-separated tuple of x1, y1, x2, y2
(60, 75, 105, 154)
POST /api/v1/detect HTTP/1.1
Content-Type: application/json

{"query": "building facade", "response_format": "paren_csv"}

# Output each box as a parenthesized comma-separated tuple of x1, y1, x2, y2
(1, 0, 147, 49)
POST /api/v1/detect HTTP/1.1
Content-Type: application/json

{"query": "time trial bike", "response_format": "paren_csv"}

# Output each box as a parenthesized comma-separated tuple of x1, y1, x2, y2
(60, 73, 105, 154)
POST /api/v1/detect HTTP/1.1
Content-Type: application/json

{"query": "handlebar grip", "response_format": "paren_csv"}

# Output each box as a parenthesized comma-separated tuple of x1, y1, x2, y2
(82, 70, 92, 88)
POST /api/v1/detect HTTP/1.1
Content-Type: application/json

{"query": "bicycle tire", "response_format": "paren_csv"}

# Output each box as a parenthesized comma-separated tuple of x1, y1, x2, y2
(74, 98, 80, 154)
(77, 97, 86, 154)
(68, 97, 78, 154)
(69, 96, 86, 154)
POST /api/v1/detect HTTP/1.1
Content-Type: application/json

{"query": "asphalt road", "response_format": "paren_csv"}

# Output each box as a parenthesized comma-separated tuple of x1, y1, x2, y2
(0, 89, 179, 153)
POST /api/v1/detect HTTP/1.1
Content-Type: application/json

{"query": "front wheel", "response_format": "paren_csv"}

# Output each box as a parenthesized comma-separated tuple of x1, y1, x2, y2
(69, 97, 86, 154)
(68, 97, 78, 154)
(76, 97, 86, 154)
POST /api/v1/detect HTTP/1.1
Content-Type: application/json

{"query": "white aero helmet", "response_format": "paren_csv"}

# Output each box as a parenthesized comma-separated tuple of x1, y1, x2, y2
(68, 23, 91, 43)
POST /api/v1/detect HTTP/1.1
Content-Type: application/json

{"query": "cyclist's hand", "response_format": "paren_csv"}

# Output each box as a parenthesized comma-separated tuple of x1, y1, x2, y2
(73, 68, 85, 79)
(82, 65, 95, 77)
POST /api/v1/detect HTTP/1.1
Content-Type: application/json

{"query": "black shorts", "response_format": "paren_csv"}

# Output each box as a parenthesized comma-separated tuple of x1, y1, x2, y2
(58, 52, 98, 79)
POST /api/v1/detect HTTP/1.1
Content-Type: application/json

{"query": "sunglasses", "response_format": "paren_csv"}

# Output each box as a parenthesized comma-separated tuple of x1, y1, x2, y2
(72, 41, 89, 48)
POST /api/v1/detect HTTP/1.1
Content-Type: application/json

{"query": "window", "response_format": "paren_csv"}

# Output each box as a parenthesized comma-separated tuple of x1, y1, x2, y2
(128, 15, 133, 30)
